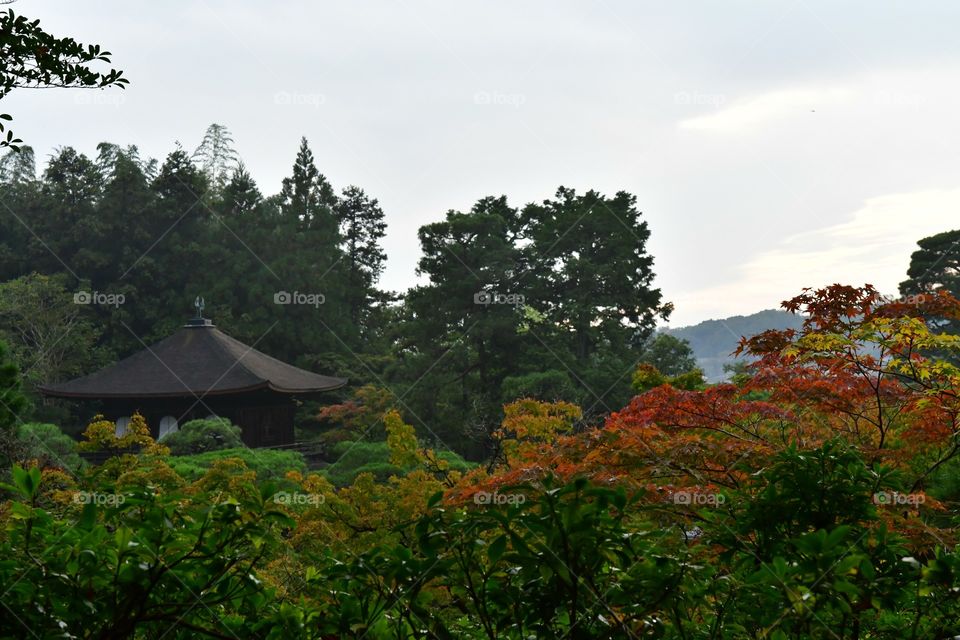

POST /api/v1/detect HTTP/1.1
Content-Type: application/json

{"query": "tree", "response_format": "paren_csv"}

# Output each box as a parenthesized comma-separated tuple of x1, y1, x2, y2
(220, 163, 262, 217)
(0, 144, 34, 183)
(0, 146, 38, 280)
(192, 123, 238, 196)
(336, 185, 387, 328)
(279, 137, 337, 233)
(638, 333, 697, 376)
(0, 9, 128, 148)
(473, 284, 960, 541)
(901, 229, 960, 298)
(0, 338, 28, 469)
(32, 147, 103, 276)
(901, 229, 960, 337)
(0, 273, 104, 389)
(519, 188, 669, 364)
(398, 196, 525, 452)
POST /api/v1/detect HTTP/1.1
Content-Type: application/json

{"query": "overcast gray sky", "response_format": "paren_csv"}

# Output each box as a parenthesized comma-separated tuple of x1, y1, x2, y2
(8, 1, 960, 326)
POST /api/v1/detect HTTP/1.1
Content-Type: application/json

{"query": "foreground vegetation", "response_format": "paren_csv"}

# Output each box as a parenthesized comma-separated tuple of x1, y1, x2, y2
(1, 286, 960, 637)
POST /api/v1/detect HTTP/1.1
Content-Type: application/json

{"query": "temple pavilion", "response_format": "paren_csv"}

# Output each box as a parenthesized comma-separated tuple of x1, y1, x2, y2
(39, 306, 346, 447)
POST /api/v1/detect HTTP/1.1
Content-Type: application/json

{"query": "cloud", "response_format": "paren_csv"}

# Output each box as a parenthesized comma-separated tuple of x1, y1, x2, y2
(678, 86, 856, 133)
(668, 187, 960, 324)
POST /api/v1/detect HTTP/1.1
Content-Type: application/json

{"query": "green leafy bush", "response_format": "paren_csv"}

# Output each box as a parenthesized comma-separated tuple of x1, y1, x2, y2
(15, 422, 83, 472)
(168, 447, 306, 481)
(323, 440, 472, 487)
(0, 465, 303, 638)
(161, 417, 243, 455)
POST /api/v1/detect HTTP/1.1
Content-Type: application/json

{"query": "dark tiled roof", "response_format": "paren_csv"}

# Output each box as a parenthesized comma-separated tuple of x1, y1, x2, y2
(40, 324, 347, 398)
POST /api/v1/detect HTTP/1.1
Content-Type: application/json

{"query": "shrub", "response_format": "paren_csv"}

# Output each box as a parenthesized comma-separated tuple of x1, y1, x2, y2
(78, 412, 168, 455)
(161, 417, 243, 455)
(168, 447, 305, 481)
(323, 440, 472, 487)
(15, 422, 83, 472)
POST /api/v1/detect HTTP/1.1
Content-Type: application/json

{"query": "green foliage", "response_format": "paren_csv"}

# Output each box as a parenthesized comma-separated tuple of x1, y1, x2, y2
(638, 332, 698, 376)
(15, 422, 83, 472)
(500, 369, 576, 403)
(631, 362, 705, 393)
(161, 417, 244, 455)
(0, 272, 106, 390)
(0, 466, 302, 637)
(311, 477, 694, 638)
(0, 9, 127, 148)
(323, 440, 471, 487)
(716, 439, 882, 561)
(1, 440, 960, 637)
(0, 339, 26, 432)
(168, 447, 306, 481)
(336, 185, 387, 329)
(0, 339, 28, 469)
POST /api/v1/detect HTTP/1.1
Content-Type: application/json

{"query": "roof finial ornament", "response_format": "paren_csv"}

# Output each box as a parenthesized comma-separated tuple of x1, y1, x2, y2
(186, 297, 212, 327)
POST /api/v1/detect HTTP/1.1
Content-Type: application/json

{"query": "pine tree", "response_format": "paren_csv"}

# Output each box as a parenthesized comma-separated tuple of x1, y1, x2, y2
(336, 185, 387, 326)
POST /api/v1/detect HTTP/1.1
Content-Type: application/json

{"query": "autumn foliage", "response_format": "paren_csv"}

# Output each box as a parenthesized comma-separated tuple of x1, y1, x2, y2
(463, 286, 960, 530)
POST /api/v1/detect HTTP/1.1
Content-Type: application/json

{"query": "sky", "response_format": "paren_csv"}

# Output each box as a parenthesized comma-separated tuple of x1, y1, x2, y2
(7, 1, 960, 327)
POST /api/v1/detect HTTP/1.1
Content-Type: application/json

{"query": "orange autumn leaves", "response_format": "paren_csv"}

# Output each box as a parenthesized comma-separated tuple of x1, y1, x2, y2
(463, 285, 960, 503)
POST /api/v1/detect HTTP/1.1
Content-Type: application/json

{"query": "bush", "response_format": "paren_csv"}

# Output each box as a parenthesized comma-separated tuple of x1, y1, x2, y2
(15, 422, 83, 472)
(161, 417, 244, 455)
(323, 440, 472, 487)
(168, 447, 305, 481)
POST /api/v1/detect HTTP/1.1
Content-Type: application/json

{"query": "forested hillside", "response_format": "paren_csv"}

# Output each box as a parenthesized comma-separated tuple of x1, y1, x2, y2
(667, 309, 805, 381)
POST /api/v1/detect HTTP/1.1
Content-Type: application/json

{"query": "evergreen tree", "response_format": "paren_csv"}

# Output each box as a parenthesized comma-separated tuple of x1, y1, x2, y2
(901, 229, 960, 299)
(901, 229, 960, 338)
(0, 147, 38, 279)
(519, 188, 668, 363)
(279, 137, 337, 234)
(0, 145, 34, 184)
(0, 338, 28, 468)
(220, 164, 262, 218)
(192, 123, 238, 196)
(29, 147, 102, 278)
(335, 185, 387, 328)
(398, 196, 524, 454)
(516, 188, 668, 417)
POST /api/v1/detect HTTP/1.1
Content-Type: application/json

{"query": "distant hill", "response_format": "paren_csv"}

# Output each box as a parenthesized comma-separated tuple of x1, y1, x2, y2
(665, 309, 805, 382)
